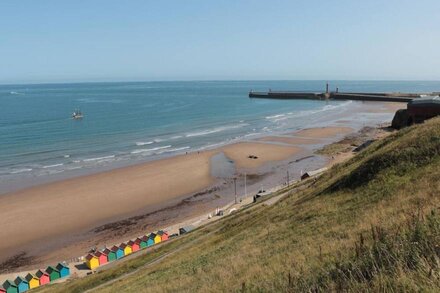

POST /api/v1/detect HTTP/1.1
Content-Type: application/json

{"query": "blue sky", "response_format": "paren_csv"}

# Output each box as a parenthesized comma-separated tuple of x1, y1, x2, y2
(1, 0, 439, 84)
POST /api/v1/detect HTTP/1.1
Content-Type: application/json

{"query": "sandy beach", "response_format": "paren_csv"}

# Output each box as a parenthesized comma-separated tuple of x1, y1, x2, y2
(0, 102, 405, 275)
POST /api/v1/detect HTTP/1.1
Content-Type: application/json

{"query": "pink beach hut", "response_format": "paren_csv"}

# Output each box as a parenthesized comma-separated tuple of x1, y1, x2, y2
(127, 240, 140, 253)
(95, 251, 108, 266)
(35, 270, 50, 285)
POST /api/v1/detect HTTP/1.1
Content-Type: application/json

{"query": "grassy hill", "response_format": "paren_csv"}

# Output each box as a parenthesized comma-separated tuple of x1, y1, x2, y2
(39, 118, 440, 292)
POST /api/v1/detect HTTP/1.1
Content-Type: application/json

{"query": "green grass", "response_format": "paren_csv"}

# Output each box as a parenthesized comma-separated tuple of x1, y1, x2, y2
(40, 118, 440, 292)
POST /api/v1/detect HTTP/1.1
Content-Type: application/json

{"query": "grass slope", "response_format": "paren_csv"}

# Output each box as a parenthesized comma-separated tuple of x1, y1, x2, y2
(39, 118, 440, 292)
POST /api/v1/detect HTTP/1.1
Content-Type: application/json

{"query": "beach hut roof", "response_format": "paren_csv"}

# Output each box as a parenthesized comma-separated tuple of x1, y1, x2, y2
(110, 245, 120, 252)
(14, 276, 28, 285)
(134, 238, 142, 243)
(119, 243, 127, 249)
(85, 254, 98, 261)
(56, 263, 68, 270)
(141, 235, 149, 241)
(103, 247, 112, 253)
(36, 270, 49, 277)
(95, 251, 105, 257)
(148, 232, 157, 238)
(127, 240, 135, 245)
(46, 266, 59, 273)
(2, 280, 16, 288)
(25, 273, 38, 282)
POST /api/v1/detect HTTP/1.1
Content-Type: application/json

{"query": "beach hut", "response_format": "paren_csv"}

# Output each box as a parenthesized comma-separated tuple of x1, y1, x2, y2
(95, 251, 108, 266)
(45, 266, 61, 282)
(119, 243, 132, 256)
(14, 277, 28, 293)
(140, 236, 149, 249)
(0, 287, 5, 293)
(35, 270, 50, 286)
(55, 263, 70, 278)
(135, 237, 145, 250)
(127, 240, 140, 253)
(2, 280, 18, 293)
(85, 254, 99, 270)
(157, 230, 169, 241)
(104, 247, 116, 262)
(111, 245, 124, 259)
(146, 234, 155, 247)
(24, 274, 39, 290)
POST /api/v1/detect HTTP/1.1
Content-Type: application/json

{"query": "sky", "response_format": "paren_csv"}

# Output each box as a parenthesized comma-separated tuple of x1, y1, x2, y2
(0, 0, 439, 84)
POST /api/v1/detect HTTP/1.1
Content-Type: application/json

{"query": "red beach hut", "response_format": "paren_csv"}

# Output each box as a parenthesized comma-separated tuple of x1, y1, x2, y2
(127, 240, 140, 252)
(35, 270, 50, 285)
(95, 251, 108, 265)
(157, 230, 169, 241)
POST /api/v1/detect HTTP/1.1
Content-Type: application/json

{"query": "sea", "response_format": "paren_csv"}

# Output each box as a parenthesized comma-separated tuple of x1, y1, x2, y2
(1, 80, 439, 193)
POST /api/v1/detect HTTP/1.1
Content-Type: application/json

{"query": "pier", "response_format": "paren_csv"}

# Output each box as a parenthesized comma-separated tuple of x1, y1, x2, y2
(248, 91, 434, 103)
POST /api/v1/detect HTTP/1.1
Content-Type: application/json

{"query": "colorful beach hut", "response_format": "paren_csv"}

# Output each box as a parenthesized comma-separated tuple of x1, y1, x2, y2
(111, 245, 124, 259)
(135, 238, 145, 250)
(24, 274, 39, 290)
(104, 247, 116, 262)
(0, 287, 6, 293)
(35, 270, 50, 286)
(55, 263, 70, 278)
(2, 280, 18, 293)
(154, 233, 162, 244)
(157, 230, 169, 241)
(85, 254, 99, 270)
(127, 240, 140, 253)
(146, 234, 155, 247)
(46, 266, 60, 282)
(14, 277, 28, 293)
(120, 243, 132, 256)
(140, 236, 149, 249)
(95, 251, 108, 266)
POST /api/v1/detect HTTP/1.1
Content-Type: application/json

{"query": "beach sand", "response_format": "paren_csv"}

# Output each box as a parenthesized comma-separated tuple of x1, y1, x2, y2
(0, 122, 389, 274)
(258, 136, 322, 145)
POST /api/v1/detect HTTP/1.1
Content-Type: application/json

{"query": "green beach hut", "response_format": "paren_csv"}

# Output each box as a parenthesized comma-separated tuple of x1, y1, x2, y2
(103, 247, 117, 262)
(45, 266, 61, 281)
(140, 235, 148, 249)
(2, 280, 18, 293)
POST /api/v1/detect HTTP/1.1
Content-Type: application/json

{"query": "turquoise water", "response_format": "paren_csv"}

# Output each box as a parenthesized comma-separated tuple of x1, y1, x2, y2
(0, 80, 439, 191)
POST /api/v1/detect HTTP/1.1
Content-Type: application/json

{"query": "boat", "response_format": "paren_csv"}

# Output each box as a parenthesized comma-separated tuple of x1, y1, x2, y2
(72, 109, 84, 119)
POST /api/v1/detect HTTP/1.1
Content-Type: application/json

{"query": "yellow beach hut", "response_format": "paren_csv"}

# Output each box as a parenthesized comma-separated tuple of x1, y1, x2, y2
(25, 273, 40, 289)
(154, 233, 162, 244)
(85, 254, 99, 270)
(120, 243, 132, 256)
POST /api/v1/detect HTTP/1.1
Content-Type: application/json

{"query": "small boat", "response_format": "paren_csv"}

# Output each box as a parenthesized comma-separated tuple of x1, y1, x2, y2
(72, 109, 84, 119)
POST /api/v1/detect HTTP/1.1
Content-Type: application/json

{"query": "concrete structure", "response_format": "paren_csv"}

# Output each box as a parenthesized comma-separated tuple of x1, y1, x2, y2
(24, 274, 39, 290)
(85, 254, 100, 270)
(179, 226, 195, 235)
(301, 167, 328, 180)
(45, 266, 60, 282)
(13, 277, 28, 293)
(407, 96, 440, 124)
(35, 270, 50, 286)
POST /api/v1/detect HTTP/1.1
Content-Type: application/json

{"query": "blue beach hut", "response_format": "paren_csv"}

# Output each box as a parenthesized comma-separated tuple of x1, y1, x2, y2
(13, 277, 28, 293)
(56, 263, 70, 278)
(147, 233, 156, 247)
(111, 245, 124, 259)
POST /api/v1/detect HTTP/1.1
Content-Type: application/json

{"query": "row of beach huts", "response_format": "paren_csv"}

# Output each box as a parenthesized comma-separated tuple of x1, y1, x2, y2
(1, 263, 69, 293)
(85, 230, 170, 270)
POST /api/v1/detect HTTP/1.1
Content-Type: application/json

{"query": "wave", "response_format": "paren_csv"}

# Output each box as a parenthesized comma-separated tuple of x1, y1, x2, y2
(42, 163, 64, 169)
(10, 91, 25, 95)
(135, 141, 154, 146)
(266, 114, 286, 120)
(186, 123, 248, 138)
(83, 155, 116, 162)
(10, 168, 32, 174)
(156, 146, 190, 155)
(131, 145, 171, 154)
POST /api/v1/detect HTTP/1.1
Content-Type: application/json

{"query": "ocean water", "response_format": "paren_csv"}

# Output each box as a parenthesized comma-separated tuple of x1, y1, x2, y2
(1, 80, 439, 192)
